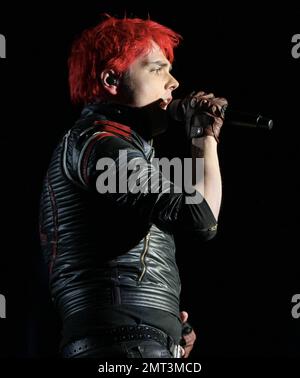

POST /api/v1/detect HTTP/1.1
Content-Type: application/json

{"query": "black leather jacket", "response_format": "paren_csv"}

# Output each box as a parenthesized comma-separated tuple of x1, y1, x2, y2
(39, 102, 218, 340)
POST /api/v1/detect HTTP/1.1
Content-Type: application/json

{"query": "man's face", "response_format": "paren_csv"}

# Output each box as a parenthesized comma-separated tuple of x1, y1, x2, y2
(120, 42, 179, 108)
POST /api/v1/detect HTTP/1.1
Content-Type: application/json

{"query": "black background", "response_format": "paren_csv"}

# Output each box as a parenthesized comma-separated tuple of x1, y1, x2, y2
(0, 0, 299, 366)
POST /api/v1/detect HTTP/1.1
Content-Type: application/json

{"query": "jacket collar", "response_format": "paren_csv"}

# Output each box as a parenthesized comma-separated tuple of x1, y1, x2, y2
(80, 101, 157, 160)
(81, 100, 169, 138)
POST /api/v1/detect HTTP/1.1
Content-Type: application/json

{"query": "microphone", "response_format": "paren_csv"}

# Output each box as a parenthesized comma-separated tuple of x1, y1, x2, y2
(224, 110, 273, 130)
(168, 99, 273, 131)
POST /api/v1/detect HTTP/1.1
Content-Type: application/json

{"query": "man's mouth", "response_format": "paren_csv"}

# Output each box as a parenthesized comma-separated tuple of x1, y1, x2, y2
(159, 97, 172, 110)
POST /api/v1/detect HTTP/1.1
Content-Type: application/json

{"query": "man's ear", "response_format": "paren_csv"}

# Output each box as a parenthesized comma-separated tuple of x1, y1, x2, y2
(100, 69, 119, 95)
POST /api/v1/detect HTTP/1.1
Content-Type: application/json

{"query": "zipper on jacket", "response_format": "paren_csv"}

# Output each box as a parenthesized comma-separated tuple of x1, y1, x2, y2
(138, 231, 151, 283)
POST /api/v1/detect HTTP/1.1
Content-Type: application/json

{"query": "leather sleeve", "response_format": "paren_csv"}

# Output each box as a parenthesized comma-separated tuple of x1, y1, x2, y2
(73, 133, 218, 241)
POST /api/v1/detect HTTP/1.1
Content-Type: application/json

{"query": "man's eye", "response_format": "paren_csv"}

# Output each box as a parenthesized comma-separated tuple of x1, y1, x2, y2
(153, 67, 162, 73)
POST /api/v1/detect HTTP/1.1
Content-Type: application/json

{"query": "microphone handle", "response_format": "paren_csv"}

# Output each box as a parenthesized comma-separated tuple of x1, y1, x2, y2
(225, 110, 273, 130)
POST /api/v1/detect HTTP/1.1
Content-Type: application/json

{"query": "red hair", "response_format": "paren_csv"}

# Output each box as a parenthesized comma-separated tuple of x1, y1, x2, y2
(68, 16, 182, 104)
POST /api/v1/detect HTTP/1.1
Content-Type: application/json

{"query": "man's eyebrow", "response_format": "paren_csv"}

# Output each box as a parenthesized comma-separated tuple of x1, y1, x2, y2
(147, 60, 173, 70)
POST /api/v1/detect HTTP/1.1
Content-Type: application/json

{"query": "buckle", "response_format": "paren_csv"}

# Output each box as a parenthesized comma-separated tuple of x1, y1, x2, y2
(170, 343, 182, 358)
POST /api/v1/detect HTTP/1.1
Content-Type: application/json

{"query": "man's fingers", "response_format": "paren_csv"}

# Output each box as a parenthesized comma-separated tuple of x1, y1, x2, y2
(193, 93, 228, 115)
(180, 346, 185, 357)
(197, 97, 228, 118)
(180, 311, 188, 323)
(194, 92, 215, 101)
(214, 97, 228, 108)
(193, 91, 205, 97)
(182, 329, 197, 358)
(193, 92, 227, 106)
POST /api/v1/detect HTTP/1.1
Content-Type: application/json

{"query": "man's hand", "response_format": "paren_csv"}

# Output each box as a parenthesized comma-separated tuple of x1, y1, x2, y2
(180, 311, 197, 358)
(183, 91, 228, 143)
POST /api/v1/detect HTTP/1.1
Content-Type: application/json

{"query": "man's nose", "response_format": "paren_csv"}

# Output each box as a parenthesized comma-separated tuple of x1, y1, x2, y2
(166, 74, 179, 91)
